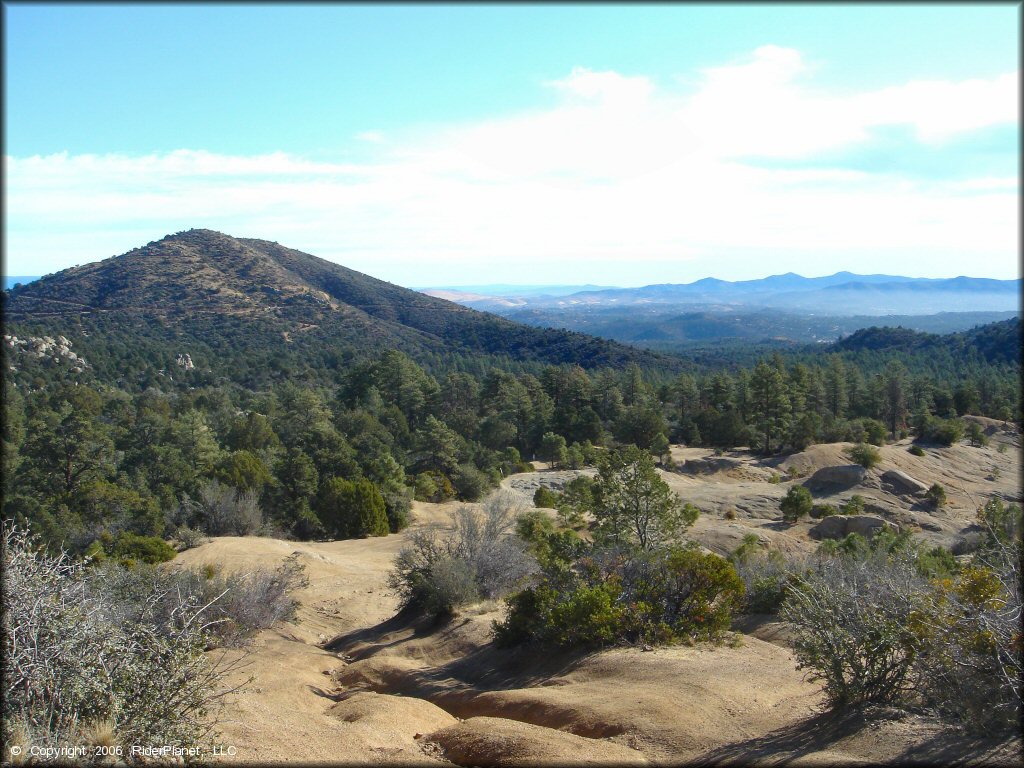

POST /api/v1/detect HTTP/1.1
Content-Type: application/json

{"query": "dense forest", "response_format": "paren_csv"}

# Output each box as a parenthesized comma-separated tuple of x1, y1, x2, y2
(3, 314, 1019, 557)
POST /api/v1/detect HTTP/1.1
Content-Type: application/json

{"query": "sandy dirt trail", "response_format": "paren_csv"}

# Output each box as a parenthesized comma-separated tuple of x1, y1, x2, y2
(174, 432, 1021, 765)
(174, 502, 457, 764)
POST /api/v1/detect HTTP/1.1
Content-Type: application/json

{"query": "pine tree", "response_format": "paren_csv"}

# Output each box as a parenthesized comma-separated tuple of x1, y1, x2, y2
(750, 362, 791, 454)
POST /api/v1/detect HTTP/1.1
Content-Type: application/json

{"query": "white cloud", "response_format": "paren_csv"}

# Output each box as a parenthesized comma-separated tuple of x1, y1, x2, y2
(4, 48, 1019, 283)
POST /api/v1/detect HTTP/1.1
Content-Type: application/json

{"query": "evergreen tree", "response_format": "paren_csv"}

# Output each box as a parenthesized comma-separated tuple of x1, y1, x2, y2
(749, 362, 791, 454)
(593, 446, 697, 550)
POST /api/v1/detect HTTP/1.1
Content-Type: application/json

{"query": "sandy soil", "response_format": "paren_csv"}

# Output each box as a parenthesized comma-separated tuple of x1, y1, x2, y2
(172, 433, 1021, 766)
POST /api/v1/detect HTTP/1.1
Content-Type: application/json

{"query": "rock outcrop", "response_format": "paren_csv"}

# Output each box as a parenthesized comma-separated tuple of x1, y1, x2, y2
(4, 333, 88, 373)
(804, 464, 867, 490)
(683, 456, 743, 475)
(881, 469, 929, 496)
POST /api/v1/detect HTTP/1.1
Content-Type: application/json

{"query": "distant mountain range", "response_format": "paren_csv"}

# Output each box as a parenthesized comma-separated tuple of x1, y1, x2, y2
(422, 271, 1019, 316)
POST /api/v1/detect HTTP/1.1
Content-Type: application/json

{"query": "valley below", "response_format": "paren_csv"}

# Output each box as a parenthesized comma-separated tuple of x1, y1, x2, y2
(176, 422, 1021, 766)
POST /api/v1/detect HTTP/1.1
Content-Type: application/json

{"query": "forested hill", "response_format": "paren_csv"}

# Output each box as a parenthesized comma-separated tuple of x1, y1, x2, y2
(3, 229, 680, 384)
(834, 318, 1021, 366)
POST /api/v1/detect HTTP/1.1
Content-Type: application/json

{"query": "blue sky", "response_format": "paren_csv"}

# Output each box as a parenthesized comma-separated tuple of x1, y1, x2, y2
(3, 3, 1019, 285)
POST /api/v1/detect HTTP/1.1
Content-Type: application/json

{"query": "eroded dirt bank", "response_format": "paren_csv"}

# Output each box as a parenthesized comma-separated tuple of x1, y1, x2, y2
(175, 432, 1021, 765)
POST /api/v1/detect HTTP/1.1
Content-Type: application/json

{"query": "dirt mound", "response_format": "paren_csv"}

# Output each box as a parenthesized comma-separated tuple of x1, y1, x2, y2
(327, 615, 824, 764)
(693, 708, 1023, 766)
(423, 716, 647, 766)
(777, 443, 858, 476)
(328, 690, 456, 733)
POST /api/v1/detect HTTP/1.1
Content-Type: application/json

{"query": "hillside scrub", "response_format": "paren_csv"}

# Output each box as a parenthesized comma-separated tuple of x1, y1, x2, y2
(1, 523, 240, 757)
(780, 501, 1022, 734)
(844, 442, 881, 469)
(389, 492, 536, 616)
(780, 485, 813, 523)
(494, 543, 744, 648)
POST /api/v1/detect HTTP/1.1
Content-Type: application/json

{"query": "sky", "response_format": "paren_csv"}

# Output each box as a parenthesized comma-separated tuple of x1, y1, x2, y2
(3, 3, 1020, 287)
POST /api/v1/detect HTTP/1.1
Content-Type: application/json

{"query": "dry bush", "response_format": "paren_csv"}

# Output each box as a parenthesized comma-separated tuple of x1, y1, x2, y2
(781, 551, 925, 708)
(911, 501, 1022, 731)
(781, 506, 1022, 734)
(192, 556, 308, 646)
(1, 522, 245, 754)
(192, 479, 263, 536)
(96, 556, 308, 648)
(390, 491, 536, 615)
(730, 539, 806, 615)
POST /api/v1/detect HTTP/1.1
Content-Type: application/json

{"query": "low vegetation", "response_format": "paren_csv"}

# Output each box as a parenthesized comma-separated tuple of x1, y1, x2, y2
(1, 520, 306, 756)
(494, 544, 744, 648)
(845, 442, 881, 469)
(780, 485, 813, 523)
(779, 501, 1021, 734)
(389, 492, 536, 616)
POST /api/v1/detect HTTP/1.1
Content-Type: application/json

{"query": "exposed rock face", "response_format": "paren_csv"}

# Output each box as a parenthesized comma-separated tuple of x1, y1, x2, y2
(810, 515, 898, 540)
(804, 464, 867, 490)
(176, 353, 195, 370)
(4, 333, 88, 373)
(881, 469, 929, 496)
(683, 456, 743, 474)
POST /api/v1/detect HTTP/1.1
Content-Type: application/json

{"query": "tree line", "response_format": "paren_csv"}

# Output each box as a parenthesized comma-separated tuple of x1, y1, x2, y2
(3, 337, 1017, 556)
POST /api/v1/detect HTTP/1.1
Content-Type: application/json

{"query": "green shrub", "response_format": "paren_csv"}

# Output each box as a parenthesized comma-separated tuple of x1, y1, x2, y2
(908, 445, 926, 457)
(516, 509, 556, 549)
(965, 421, 989, 447)
(811, 504, 838, 519)
(316, 478, 389, 538)
(452, 463, 490, 502)
(547, 583, 623, 647)
(845, 442, 881, 469)
(861, 419, 888, 446)
(556, 475, 594, 528)
(493, 585, 558, 647)
(383, 489, 412, 533)
(767, 472, 782, 484)
(494, 545, 744, 648)
(842, 494, 865, 515)
(780, 486, 813, 523)
(925, 483, 946, 509)
(414, 471, 455, 503)
(110, 531, 177, 565)
(928, 419, 964, 446)
(533, 486, 559, 509)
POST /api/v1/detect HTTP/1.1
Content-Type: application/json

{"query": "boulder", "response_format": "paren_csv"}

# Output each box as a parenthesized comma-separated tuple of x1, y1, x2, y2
(810, 514, 899, 540)
(845, 515, 896, 538)
(809, 515, 848, 540)
(882, 469, 929, 496)
(683, 456, 743, 474)
(805, 464, 866, 490)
